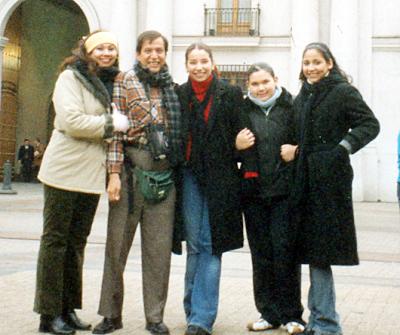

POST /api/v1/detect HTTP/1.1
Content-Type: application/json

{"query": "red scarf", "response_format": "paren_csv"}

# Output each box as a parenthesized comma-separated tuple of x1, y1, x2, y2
(190, 74, 213, 122)
(186, 75, 214, 161)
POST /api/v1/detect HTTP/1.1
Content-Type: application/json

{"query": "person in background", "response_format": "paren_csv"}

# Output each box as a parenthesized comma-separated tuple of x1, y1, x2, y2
(34, 30, 128, 335)
(281, 42, 379, 335)
(175, 42, 244, 335)
(93, 30, 181, 335)
(236, 62, 305, 334)
(33, 138, 46, 182)
(18, 138, 34, 182)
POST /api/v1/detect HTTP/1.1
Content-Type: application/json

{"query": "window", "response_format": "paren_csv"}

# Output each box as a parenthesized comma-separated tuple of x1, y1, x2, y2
(204, 1, 260, 36)
(217, 64, 251, 93)
(218, 0, 251, 33)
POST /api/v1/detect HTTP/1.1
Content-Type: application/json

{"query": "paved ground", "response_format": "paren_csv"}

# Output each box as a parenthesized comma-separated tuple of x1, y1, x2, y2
(0, 182, 399, 335)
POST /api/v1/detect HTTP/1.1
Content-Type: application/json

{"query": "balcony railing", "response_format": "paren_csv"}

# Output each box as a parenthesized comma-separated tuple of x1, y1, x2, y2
(217, 64, 251, 93)
(204, 6, 260, 37)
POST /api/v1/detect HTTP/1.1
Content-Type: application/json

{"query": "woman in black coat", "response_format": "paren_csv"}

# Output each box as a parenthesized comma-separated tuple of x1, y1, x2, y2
(237, 63, 305, 335)
(281, 42, 380, 335)
(175, 42, 244, 335)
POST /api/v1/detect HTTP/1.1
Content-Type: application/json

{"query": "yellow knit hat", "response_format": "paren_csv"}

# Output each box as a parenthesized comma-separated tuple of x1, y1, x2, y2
(84, 31, 119, 54)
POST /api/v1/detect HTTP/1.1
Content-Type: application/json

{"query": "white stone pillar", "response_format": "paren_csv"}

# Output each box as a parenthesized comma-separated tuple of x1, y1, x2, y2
(357, 0, 379, 201)
(330, 0, 362, 199)
(110, 0, 137, 71)
(0, 36, 9, 107)
(329, 0, 359, 84)
(330, 0, 380, 201)
(289, 0, 319, 94)
(144, 0, 173, 70)
(357, 0, 372, 104)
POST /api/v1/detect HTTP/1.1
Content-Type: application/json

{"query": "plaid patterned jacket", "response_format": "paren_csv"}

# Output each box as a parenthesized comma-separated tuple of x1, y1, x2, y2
(107, 69, 166, 173)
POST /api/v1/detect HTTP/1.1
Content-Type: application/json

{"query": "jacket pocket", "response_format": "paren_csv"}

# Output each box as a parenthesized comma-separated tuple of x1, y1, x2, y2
(307, 145, 353, 193)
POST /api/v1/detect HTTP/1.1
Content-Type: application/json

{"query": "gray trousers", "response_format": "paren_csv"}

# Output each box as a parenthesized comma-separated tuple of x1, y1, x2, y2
(98, 147, 175, 323)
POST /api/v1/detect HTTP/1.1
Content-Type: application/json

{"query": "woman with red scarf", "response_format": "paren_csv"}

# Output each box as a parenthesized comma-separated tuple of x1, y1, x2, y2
(175, 43, 245, 335)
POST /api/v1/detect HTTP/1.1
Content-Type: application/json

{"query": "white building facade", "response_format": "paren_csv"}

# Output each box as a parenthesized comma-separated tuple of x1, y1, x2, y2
(0, 0, 398, 201)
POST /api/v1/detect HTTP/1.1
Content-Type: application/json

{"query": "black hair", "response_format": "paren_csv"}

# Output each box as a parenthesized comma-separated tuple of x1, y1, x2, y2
(247, 62, 275, 80)
(136, 30, 168, 53)
(299, 42, 350, 83)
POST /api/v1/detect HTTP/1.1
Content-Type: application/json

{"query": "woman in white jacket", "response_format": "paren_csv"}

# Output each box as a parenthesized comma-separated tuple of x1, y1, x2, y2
(34, 31, 128, 335)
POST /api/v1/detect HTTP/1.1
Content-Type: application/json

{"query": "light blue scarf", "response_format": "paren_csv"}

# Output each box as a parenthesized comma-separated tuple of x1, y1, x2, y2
(247, 86, 282, 116)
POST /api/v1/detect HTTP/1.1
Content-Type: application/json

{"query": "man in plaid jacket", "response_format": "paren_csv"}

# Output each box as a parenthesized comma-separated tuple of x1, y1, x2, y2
(93, 30, 181, 335)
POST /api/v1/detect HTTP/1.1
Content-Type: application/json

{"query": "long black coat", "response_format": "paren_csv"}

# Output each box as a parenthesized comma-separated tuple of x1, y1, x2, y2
(292, 71, 380, 266)
(239, 87, 296, 200)
(173, 79, 244, 255)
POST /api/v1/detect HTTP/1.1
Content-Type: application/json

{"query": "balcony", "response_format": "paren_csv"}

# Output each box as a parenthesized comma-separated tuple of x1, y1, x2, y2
(204, 6, 260, 37)
(218, 64, 251, 93)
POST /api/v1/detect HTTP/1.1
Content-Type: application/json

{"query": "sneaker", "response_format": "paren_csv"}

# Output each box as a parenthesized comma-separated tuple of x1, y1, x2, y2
(285, 321, 305, 334)
(247, 318, 279, 331)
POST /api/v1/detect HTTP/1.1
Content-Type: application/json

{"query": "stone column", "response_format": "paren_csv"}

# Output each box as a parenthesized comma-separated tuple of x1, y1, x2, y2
(144, 0, 173, 70)
(357, 0, 378, 201)
(289, 0, 319, 94)
(330, 0, 379, 201)
(0, 36, 9, 106)
(329, 0, 359, 84)
(329, 0, 361, 198)
(110, 0, 137, 71)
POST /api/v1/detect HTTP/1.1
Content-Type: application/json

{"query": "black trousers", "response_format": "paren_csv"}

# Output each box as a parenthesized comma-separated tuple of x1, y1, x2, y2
(21, 161, 33, 182)
(244, 196, 303, 325)
(34, 185, 100, 316)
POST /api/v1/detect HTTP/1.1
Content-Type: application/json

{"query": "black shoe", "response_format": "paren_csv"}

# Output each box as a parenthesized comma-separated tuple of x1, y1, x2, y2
(64, 310, 91, 330)
(297, 330, 314, 335)
(184, 325, 211, 335)
(39, 314, 53, 331)
(145, 321, 170, 335)
(92, 317, 122, 334)
(39, 315, 76, 335)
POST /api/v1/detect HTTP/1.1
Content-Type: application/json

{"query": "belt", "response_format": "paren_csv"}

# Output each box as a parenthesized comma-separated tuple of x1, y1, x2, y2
(125, 142, 141, 148)
(125, 135, 148, 148)
(125, 140, 149, 150)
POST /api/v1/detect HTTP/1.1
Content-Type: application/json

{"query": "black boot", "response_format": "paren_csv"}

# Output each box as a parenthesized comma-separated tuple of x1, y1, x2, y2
(92, 317, 122, 334)
(64, 310, 91, 331)
(39, 315, 76, 335)
(146, 322, 170, 335)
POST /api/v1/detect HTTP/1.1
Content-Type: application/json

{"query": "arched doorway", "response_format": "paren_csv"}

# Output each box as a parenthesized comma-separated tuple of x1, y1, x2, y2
(0, 0, 97, 176)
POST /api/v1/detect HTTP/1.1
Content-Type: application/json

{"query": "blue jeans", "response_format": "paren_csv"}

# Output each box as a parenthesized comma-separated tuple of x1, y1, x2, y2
(182, 169, 222, 333)
(306, 265, 342, 335)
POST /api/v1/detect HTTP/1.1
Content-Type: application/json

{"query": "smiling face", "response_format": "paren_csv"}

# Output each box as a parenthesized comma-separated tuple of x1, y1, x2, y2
(136, 37, 166, 74)
(89, 43, 118, 68)
(186, 48, 214, 82)
(248, 69, 278, 101)
(302, 48, 333, 84)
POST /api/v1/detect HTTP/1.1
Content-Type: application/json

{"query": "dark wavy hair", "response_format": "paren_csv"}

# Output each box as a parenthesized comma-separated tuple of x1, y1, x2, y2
(59, 30, 119, 74)
(299, 42, 350, 83)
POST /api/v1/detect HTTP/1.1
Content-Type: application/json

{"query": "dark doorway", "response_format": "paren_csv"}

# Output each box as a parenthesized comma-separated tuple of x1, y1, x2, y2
(0, 0, 89, 175)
